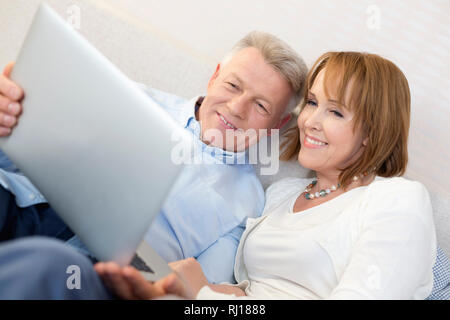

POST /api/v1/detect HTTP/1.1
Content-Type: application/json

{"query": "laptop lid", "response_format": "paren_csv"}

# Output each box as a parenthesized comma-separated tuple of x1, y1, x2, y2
(0, 3, 192, 266)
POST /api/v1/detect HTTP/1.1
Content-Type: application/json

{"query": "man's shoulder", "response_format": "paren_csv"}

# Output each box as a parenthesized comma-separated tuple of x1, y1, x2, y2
(134, 82, 189, 109)
(200, 162, 262, 189)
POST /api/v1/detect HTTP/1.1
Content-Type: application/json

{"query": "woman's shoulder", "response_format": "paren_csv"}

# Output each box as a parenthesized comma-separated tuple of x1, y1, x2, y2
(368, 176, 429, 197)
(362, 176, 433, 219)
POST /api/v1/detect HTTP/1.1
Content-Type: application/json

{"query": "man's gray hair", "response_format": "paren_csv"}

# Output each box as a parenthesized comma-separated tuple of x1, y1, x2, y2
(222, 31, 308, 116)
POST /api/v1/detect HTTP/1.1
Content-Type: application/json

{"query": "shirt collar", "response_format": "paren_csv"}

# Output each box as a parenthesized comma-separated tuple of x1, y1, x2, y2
(180, 96, 248, 165)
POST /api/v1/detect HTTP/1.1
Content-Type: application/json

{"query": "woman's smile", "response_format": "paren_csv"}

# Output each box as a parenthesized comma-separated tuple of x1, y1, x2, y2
(303, 135, 328, 148)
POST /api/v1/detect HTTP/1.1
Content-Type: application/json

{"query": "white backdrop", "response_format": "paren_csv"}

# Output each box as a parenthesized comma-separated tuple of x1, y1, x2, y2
(0, 0, 449, 253)
(105, 0, 450, 198)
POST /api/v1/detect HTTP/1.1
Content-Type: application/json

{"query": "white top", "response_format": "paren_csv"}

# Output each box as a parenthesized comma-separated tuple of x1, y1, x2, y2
(197, 176, 437, 300)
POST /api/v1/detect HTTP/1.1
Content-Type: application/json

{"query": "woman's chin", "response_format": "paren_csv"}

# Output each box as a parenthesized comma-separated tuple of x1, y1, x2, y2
(298, 153, 311, 170)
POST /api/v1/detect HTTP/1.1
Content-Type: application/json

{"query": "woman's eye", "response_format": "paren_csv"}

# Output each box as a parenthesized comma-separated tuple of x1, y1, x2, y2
(306, 99, 317, 106)
(331, 110, 344, 118)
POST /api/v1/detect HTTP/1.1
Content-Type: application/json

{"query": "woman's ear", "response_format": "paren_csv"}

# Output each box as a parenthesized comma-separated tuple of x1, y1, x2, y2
(362, 136, 369, 146)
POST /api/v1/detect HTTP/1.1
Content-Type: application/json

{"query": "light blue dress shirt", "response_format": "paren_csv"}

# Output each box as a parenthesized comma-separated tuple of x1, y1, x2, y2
(0, 84, 265, 284)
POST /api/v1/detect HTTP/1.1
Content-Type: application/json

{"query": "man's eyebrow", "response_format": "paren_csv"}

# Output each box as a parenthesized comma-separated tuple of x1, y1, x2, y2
(230, 72, 273, 106)
(229, 73, 243, 86)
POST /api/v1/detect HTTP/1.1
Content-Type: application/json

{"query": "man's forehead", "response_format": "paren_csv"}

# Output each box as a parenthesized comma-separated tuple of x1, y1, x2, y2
(222, 55, 288, 103)
(228, 71, 274, 104)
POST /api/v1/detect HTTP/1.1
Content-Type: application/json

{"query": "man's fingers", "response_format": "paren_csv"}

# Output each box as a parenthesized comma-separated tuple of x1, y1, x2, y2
(0, 63, 22, 138)
(122, 266, 166, 299)
(0, 111, 17, 127)
(0, 126, 11, 137)
(3, 62, 15, 78)
(0, 74, 23, 101)
(96, 262, 136, 300)
(0, 95, 21, 116)
(0, 111, 17, 137)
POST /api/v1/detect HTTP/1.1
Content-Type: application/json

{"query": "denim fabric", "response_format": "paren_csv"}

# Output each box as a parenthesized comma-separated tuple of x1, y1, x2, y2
(0, 185, 73, 242)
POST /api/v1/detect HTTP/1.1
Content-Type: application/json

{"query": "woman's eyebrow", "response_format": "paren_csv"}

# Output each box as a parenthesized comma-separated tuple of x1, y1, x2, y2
(328, 99, 348, 109)
(328, 99, 341, 104)
(309, 90, 347, 109)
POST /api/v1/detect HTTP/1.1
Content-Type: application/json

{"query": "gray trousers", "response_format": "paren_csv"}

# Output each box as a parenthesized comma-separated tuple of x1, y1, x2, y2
(0, 236, 113, 299)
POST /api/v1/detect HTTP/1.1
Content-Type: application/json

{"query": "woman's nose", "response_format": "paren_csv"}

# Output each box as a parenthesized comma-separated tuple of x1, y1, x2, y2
(302, 108, 323, 131)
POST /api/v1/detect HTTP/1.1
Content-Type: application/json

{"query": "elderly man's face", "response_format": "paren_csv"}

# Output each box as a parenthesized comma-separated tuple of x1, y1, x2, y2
(196, 47, 293, 152)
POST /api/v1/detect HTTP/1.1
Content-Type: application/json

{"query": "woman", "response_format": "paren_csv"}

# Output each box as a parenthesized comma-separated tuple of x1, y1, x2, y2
(95, 51, 437, 299)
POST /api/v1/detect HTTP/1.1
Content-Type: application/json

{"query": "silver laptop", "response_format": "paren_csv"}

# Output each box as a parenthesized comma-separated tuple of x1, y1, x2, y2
(0, 3, 192, 281)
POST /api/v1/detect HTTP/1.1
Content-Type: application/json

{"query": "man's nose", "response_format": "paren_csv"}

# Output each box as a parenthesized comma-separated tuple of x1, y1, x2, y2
(227, 95, 247, 119)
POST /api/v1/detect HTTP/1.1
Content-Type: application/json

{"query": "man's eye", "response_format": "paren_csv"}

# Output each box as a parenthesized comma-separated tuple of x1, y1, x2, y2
(226, 82, 238, 89)
(256, 103, 268, 113)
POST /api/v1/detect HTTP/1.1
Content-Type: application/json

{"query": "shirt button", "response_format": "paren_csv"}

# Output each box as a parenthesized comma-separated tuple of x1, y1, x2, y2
(29, 194, 36, 200)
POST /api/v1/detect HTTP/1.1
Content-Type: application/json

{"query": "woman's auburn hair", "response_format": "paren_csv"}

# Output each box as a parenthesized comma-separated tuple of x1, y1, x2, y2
(280, 51, 411, 189)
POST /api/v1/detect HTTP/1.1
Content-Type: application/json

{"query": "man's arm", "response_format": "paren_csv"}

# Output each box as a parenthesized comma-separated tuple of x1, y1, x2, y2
(0, 150, 18, 172)
(195, 225, 244, 284)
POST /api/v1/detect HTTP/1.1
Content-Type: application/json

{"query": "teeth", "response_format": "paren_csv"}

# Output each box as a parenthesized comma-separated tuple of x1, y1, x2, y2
(306, 136, 327, 146)
(219, 114, 236, 129)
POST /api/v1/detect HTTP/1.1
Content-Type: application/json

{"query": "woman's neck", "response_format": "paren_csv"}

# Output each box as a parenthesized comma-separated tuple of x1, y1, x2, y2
(314, 172, 340, 190)
(314, 171, 375, 193)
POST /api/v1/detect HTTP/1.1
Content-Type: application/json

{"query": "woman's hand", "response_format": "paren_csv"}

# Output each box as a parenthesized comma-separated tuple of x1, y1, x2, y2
(167, 257, 209, 299)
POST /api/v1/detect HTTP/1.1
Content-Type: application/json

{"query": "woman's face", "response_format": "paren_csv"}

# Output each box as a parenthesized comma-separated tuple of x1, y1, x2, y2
(297, 69, 368, 175)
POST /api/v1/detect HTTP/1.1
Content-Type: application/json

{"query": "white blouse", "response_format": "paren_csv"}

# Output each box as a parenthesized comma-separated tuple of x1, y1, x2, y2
(197, 176, 437, 300)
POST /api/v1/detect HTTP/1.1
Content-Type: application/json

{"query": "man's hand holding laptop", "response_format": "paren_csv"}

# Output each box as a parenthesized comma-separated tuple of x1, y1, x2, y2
(95, 257, 246, 300)
(0, 62, 23, 136)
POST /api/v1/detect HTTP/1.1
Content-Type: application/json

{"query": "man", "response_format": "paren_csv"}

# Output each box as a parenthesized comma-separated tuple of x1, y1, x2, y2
(0, 31, 308, 298)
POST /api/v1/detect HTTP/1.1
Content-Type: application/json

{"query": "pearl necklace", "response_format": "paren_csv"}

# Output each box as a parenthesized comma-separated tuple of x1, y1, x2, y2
(303, 173, 367, 200)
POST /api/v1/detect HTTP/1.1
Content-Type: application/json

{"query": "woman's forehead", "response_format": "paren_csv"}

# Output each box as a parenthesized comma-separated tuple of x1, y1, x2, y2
(317, 68, 362, 111)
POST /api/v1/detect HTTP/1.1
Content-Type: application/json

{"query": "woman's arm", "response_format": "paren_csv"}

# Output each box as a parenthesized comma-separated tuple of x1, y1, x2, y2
(208, 283, 246, 296)
(329, 180, 436, 299)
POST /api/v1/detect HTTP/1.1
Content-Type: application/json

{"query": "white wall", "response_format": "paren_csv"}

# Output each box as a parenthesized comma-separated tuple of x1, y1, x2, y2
(0, 0, 449, 252)
(1, 0, 448, 197)
(107, 0, 450, 197)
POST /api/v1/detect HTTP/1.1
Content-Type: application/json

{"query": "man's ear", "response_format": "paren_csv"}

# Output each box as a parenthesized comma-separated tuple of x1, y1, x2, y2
(268, 113, 292, 136)
(207, 63, 221, 89)
(276, 113, 293, 130)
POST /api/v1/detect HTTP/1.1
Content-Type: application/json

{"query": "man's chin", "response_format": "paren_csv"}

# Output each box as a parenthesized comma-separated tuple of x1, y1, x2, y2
(209, 141, 247, 153)
(201, 127, 261, 152)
